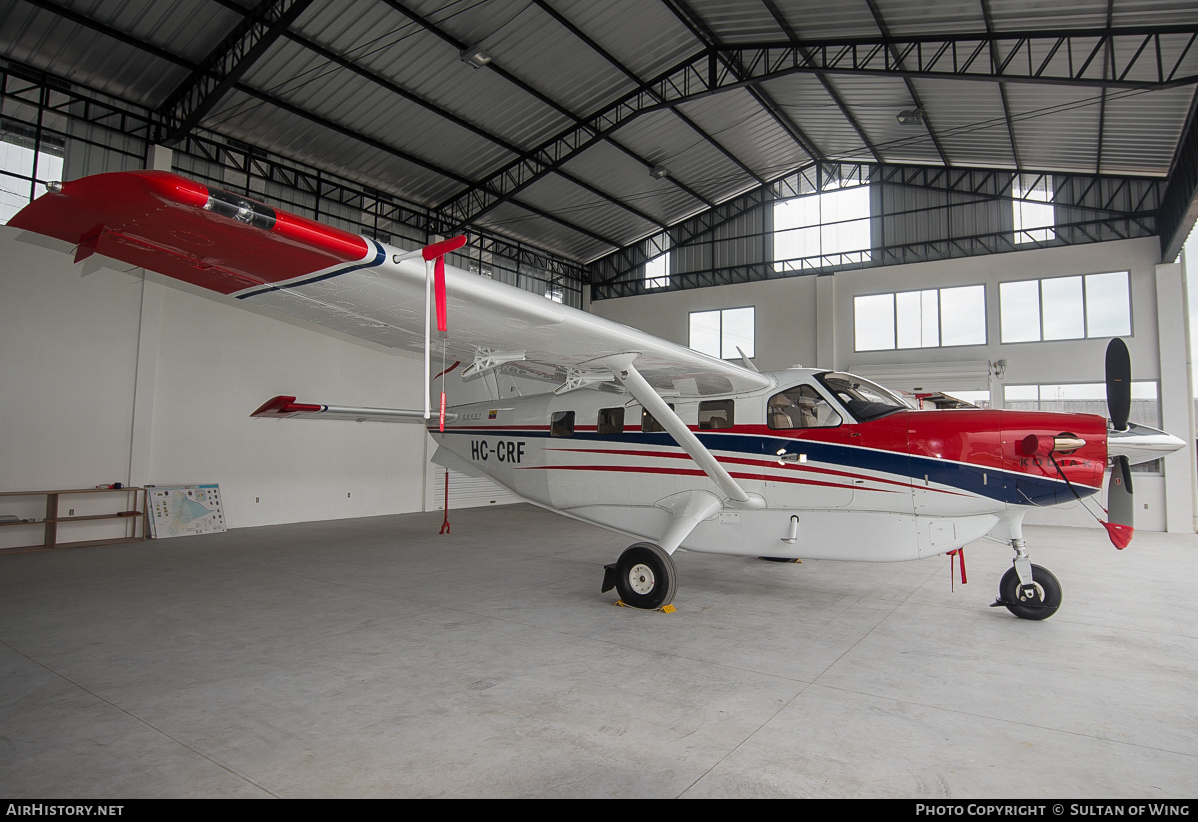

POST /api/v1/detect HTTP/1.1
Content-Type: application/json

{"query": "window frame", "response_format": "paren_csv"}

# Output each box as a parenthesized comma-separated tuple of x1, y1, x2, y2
(688, 306, 756, 360)
(597, 407, 625, 435)
(998, 271, 1133, 344)
(640, 404, 676, 433)
(772, 184, 873, 273)
(697, 400, 735, 430)
(550, 410, 575, 438)
(853, 284, 988, 352)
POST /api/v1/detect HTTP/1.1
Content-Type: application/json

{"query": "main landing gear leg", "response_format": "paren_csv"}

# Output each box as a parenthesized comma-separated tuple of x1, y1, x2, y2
(601, 543, 677, 610)
(990, 530, 1063, 621)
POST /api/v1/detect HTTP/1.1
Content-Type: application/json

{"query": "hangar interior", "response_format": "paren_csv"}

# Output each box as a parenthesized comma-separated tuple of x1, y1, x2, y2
(1, 0, 1197, 799)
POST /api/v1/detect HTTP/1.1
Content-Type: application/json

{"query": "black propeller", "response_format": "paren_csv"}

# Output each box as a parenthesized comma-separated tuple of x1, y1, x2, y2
(1106, 337, 1131, 432)
(1104, 338, 1134, 547)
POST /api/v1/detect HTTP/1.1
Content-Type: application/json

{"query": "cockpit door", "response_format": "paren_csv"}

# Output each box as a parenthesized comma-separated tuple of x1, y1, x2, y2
(764, 383, 854, 508)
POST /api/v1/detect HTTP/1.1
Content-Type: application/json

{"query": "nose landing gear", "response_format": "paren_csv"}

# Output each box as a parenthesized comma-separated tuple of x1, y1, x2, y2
(990, 537, 1062, 620)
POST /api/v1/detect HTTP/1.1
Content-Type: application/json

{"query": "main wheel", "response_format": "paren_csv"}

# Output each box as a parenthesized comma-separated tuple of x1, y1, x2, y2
(614, 543, 677, 610)
(999, 564, 1062, 620)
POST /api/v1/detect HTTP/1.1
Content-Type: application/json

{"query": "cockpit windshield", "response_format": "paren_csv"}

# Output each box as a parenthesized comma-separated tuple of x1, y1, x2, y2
(816, 372, 908, 422)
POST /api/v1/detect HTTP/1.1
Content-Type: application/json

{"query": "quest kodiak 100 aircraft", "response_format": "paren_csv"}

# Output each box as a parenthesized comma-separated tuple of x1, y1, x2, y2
(11, 171, 1185, 619)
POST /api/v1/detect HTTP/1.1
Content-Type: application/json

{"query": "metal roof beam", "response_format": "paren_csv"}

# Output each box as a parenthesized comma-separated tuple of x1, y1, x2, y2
(275, 30, 669, 231)
(379, 0, 714, 214)
(156, 0, 316, 144)
(660, 0, 827, 163)
(19, 0, 621, 251)
(864, 0, 950, 166)
(531, 0, 768, 187)
(980, 0, 1022, 169)
(760, 0, 883, 163)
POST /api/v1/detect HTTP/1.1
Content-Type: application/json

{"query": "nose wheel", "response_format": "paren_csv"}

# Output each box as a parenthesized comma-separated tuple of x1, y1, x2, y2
(994, 564, 1062, 620)
(601, 543, 677, 610)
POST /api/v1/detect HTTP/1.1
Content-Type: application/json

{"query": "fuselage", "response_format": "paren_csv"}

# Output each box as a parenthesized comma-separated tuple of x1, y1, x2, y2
(429, 369, 1109, 562)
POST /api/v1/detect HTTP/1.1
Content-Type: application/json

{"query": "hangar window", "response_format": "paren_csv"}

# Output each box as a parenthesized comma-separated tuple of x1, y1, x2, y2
(689, 307, 754, 359)
(597, 407, 624, 435)
(773, 184, 871, 272)
(698, 400, 734, 429)
(1, 125, 64, 225)
(644, 234, 670, 289)
(550, 410, 575, 437)
(854, 285, 986, 351)
(1012, 174, 1055, 244)
(640, 404, 675, 433)
(999, 272, 1130, 343)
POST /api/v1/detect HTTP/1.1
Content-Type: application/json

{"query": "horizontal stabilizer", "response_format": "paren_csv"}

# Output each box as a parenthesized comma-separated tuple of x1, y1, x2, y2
(251, 395, 454, 424)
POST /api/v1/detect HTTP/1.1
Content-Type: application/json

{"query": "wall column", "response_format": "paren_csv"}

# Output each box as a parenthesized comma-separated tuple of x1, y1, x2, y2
(1155, 261, 1195, 533)
(816, 273, 836, 369)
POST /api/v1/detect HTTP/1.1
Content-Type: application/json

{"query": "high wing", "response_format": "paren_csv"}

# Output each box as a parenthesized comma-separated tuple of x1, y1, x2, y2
(11, 171, 771, 397)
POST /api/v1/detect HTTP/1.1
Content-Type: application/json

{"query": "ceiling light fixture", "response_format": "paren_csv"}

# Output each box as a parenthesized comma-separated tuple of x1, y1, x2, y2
(649, 165, 671, 180)
(460, 46, 492, 69)
(897, 108, 925, 126)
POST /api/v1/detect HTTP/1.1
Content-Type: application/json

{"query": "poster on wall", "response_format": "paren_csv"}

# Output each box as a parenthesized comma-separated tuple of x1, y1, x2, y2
(148, 485, 226, 539)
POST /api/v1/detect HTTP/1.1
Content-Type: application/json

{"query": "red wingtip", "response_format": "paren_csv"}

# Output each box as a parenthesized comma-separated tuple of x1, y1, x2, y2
(1102, 521, 1134, 550)
(250, 395, 323, 418)
(422, 235, 468, 261)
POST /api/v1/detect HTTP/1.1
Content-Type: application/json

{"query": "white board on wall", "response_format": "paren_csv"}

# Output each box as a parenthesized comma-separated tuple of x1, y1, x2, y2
(148, 484, 227, 538)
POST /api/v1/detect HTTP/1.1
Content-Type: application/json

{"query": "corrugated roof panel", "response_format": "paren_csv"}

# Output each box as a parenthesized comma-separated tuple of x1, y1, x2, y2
(685, 0, 784, 42)
(913, 79, 1016, 168)
(762, 74, 888, 162)
(296, 0, 572, 153)
(819, 75, 944, 165)
(871, 0, 984, 35)
(515, 173, 661, 244)
(1005, 85, 1101, 173)
(239, 38, 513, 183)
(678, 89, 811, 181)
(452, 2, 636, 122)
(549, 0, 701, 82)
(207, 89, 465, 206)
(70, 0, 245, 66)
(1100, 86, 1195, 176)
(0, 0, 194, 107)
(475, 200, 613, 262)
(986, 0, 1109, 31)
(1111, 0, 1198, 26)
(769, 0, 883, 40)
(606, 108, 753, 204)
(559, 140, 708, 226)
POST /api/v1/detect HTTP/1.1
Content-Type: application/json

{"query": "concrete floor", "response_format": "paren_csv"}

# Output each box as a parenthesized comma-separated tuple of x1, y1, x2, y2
(1, 503, 1196, 798)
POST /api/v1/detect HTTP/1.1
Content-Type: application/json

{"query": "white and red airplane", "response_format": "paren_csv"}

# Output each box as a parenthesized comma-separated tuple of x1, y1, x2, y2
(11, 171, 1186, 619)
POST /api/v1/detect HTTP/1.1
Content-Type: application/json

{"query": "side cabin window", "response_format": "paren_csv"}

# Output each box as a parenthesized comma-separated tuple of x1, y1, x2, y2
(551, 410, 575, 437)
(641, 404, 675, 433)
(768, 385, 842, 429)
(698, 400, 734, 429)
(597, 407, 625, 435)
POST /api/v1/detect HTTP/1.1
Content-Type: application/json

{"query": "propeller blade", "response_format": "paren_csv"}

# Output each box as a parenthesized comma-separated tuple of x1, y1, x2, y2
(1104, 454, 1134, 549)
(1106, 338, 1131, 431)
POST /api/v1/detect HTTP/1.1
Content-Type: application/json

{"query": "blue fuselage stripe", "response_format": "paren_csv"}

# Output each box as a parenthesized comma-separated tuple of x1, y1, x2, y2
(436, 428, 1098, 506)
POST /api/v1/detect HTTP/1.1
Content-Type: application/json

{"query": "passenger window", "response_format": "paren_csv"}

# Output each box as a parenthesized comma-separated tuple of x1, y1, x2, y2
(698, 400, 734, 430)
(768, 386, 842, 429)
(597, 407, 625, 435)
(641, 404, 675, 433)
(551, 410, 575, 437)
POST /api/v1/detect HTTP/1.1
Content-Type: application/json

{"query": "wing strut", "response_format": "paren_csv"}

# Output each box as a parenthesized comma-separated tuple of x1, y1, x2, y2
(597, 354, 764, 509)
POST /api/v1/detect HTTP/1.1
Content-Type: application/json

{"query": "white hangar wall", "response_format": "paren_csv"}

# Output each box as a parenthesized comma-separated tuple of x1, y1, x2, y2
(592, 236, 1194, 534)
(0, 227, 437, 543)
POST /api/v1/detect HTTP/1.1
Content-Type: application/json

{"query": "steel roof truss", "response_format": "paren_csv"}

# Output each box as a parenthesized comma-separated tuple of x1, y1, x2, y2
(157, 0, 317, 144)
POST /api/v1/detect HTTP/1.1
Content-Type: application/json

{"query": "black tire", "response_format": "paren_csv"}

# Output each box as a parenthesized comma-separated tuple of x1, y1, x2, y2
(614, 543, 677, 610)
(759, 556, 798, 563)
(999, 564, 1062, 620)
